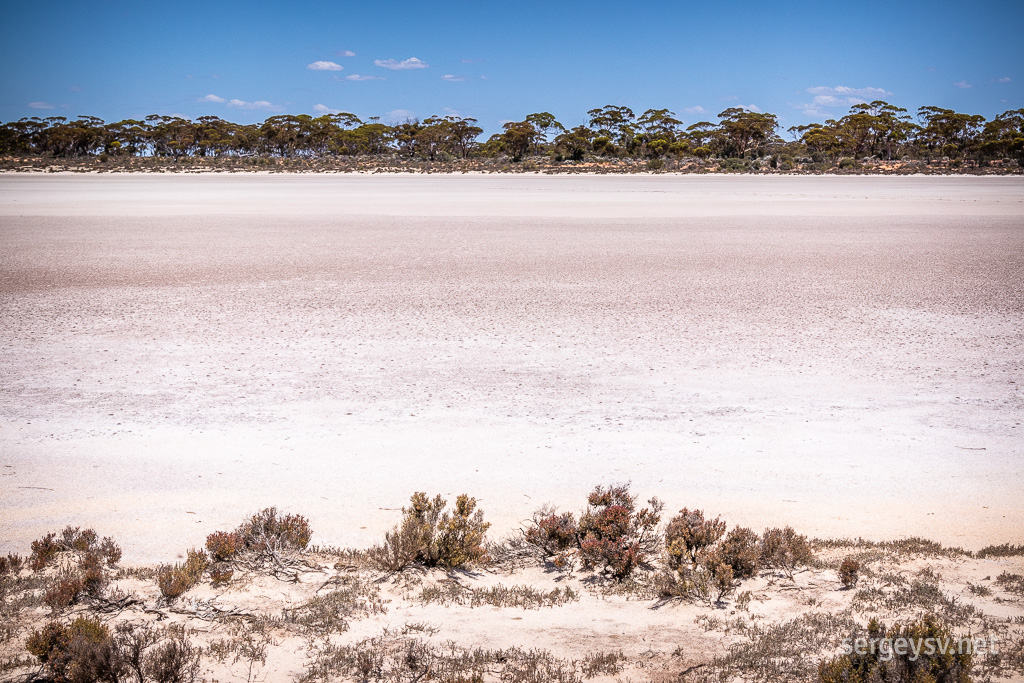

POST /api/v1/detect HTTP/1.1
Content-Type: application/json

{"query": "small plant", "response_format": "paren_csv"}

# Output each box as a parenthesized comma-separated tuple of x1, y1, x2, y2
(717, 526, 761, 580)
(145, 637, 201, 683)
(665, 508, 726, 569)
(523, 506, 578, 557)
(26, 616, 111, 682)
(368, 492, 491, 571)
(838, 558, 861, 589)
(236, 507, 313, 554)
(30, 527, 121, 571)
(0, 553, 23, 575)
(157, 549, 209, 600)
(761, 526, 813, 579)
(205, 530, 244, 561)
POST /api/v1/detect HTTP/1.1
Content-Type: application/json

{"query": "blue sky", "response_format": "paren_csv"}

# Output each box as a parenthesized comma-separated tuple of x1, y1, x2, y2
(1, 0, 1021, 135)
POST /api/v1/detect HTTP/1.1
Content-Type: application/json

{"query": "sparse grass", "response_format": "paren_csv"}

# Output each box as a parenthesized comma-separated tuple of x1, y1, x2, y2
(852, 578, 982, 625)
(299, 636, 622, 683)
(419, 581, 579, 609)
(695, 611, 860, 682)
(996, 572, 1024, 598)
(976, 544, 1024, 559)
(282, 575, 387, 633)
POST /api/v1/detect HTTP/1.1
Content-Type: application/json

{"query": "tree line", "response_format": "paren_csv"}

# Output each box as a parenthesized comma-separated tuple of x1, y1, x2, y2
(1, 102, 1022, 164)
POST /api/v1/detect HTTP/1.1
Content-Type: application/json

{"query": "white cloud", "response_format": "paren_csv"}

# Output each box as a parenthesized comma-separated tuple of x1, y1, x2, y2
(997, 76, 1011, 83)
(460, 58, 482, 64)
(741, 104, 761, 113)
(336, 50, 356, 57)
(308, 60, 343, 71)
(720, 95, 738, 101)
(682, 105, 706, 115)
(386, 109, 415, 120)
(313, 104, 342, 114)
(345, 74, 383, 81)
(441, 74, 466, 82)
(807, 85, 891, 99)
(28, 101, 54, 109)
(953, 80, 972, 89)
(226, 98, 282, 111)
(199, 93, 226, 103)
(69, 85, 83, 92)
(375, 57, 428, 70)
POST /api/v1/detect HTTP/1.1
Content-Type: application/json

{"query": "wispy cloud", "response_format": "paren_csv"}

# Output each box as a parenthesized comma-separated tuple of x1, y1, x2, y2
(336, 50, 356, 57)
(441, 74, 466, 82)
(375, 57, 428, 70)
(199, 93, 226, 103)
(796, 85, 892, 116)
(69, 85, 83, 92)
(226, 98, 283, 111)
(682, 105, 706, 115)
(313, 104, 342, 114)
(953, 80, 972, 89)
(740, 104, 761, 113)
(720, 95, 739, 101)
(342, 74, 384, 81)
(459, 58, 482, 64)
(307, 61, 343, 71)
(997, 76, 1011, 83)
(28, 101, 55, 109)
(386, 108, 415, 120)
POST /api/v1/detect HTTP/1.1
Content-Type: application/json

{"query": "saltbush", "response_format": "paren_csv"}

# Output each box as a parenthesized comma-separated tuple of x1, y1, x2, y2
(839, 558, 861, 589)
(761, 526, 814, 579)
(369, 492, 491, 571)
(818, 616, 972, 682)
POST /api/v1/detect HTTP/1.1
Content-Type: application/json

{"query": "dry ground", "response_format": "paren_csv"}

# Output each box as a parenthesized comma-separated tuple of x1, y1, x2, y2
(1, 174, 1022, 563)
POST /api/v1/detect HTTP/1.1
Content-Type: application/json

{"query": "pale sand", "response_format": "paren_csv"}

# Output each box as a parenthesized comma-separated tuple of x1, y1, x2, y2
(1, 174, 1022, 563)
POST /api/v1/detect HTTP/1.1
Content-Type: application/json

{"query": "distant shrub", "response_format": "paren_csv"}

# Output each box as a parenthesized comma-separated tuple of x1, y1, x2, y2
(30, 527, 121, 571)
(237, 507, 312, 554)
(818, 616, 972, 683)
(369, 492, 491, 571)
(157, 549, 209, 600)
(761, 526, 814, 579)
(523, 506, 578, 557)
(839, 558, 861, 589)
(665, 508, 726, 569)
(0, 553, 24, 575)
(209, 562, 234, 585)
(717, 526, 761, 580)
(577, 484, 663, 579)
(205, 530, 244, 561)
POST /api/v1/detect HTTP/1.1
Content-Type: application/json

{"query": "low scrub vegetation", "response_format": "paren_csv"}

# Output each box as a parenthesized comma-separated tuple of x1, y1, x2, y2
(523, 483, 662, 579)
(368, 492, 491, 571)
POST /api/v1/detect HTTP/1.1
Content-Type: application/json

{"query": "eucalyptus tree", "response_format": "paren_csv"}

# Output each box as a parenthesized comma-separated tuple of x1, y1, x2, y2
(717, 108, 779, 158)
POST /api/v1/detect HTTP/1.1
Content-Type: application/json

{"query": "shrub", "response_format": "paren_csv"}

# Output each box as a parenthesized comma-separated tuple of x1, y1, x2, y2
(577, 484, 663, 579)
(205, 530, 243, 561)
(30, 527, 121, 571)
(761, 526, 813, 579)
(818, 616, 972, 682)
(236, 507, 312, 554)
(0, 553, 24, 575)
(145, 638, 201, 683)
(209, 562, 234, 585)
(369, 492, 491, 571)
(665, 508, 726, 569)
(157, 549, 208, 600)
(524, 506, 578, 557)
(839, 558, 861, 589)
(43, 573, 85, 611)
(26, 616, 111, 682)
(717, 526, 761, 580)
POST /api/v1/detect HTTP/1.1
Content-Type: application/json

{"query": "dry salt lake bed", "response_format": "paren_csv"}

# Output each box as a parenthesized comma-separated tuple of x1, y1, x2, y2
(1, 174, 1022, 562)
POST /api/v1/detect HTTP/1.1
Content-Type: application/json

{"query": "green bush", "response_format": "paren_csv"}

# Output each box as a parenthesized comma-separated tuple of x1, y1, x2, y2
(761, 526, 814, 579)
(157, 549, 208, 600)
(369, 492, 491, 571)
(819, 616, 972, 682)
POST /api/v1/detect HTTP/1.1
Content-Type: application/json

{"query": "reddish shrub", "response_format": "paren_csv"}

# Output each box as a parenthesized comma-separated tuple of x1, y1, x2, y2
(664, 508, 726, 569)
(577, 484, 663, 579)
(838, 558, 861, 589)
(205, 531, 243, 561)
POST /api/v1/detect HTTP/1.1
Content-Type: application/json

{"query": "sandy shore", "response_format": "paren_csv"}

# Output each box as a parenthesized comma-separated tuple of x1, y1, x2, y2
(1, 174, 1022, 563)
